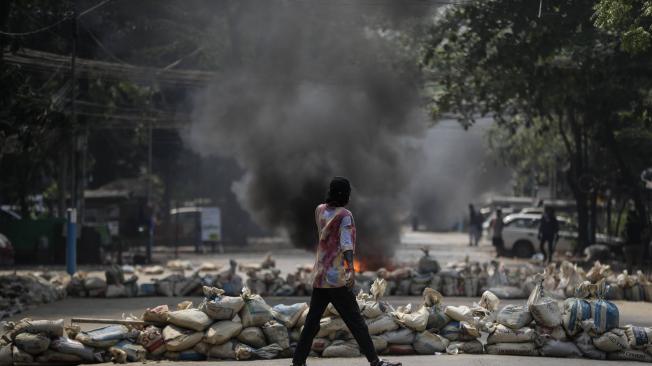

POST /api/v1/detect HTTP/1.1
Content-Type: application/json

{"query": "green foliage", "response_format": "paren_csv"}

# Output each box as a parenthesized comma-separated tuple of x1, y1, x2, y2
(594, 0, 652, 53)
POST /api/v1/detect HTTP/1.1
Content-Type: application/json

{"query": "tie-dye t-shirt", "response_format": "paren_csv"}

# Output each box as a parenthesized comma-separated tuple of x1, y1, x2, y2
(312, 203, 356, 288)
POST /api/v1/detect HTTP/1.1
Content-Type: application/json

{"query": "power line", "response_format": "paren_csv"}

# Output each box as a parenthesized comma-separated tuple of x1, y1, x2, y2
(0, 0, 113, 37)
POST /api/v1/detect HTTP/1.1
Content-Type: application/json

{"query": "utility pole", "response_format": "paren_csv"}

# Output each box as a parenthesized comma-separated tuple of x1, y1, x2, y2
(66, 2, 79, 276)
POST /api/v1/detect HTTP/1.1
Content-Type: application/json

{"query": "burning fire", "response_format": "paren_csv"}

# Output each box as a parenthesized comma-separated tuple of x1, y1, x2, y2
(353, 257, 395, 273)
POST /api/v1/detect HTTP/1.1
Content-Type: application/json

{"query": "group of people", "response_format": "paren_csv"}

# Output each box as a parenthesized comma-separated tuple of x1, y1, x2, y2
(469, 204, 560, 263)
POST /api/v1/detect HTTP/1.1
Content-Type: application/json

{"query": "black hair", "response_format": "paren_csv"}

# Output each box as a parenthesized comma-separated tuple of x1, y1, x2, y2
(325, 176, 351, 207)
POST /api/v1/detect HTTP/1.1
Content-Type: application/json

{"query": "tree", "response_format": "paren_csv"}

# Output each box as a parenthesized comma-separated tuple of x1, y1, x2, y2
(422, 0, 652, 253)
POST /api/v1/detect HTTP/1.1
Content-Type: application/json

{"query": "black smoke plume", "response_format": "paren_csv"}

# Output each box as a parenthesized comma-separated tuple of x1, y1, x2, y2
(186, 1, 428, 267)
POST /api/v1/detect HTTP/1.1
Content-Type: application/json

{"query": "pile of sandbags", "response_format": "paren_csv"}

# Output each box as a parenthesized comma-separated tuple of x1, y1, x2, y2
(0, 273, 66, 320)
(3, 274, 652, 364)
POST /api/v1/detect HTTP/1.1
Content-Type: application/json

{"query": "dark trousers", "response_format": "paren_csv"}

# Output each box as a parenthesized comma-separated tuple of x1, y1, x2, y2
(292, 286, 377, 365)
(492, 237, 504, 256)
(540, 237, 554, 263)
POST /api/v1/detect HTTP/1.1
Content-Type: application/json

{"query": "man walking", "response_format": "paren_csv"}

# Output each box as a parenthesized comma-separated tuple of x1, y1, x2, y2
(538, 206, 559, 263)
(468, 204, 482, 246)
(490, 209, 504, 257)
(292, 177, 400, 366)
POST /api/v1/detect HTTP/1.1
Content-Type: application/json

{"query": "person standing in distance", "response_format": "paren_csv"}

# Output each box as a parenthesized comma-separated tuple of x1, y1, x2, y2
(291, 177, 401, 366)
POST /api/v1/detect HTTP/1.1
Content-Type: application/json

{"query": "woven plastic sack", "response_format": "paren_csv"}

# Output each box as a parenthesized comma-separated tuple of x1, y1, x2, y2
(112, 340, 146, 362)
(76, 325, 130, 348)
(137, 326, 166, 356)
(624, 325, 652, 348)
(413, 331, 449, 354)
(445, 340, 483, 355)
(262, 321, 289, 350)
(206, 340, 237, 359)
(13, 333, 50, 355)
(34, 350, 82, 363)
(561, 298, 591, 336)
(535, 325, 567, 341)
(239, 287, 273, 328)
(357, 279, 388, 319)
(379, 328, 415, 345)
(316, 317, 347, 338)
(366, 314, 398, 335)
(311, 338, 331, 353)
(539, 339, 582, 358)
(9, 319, 64, 340)
(592, 328, 628, 352)
(444, 306, 473, 323)
(527, 275, 562, 327)
(392, 306, 429, 332)
(50, 337, 100, 362)
(237, 327, 266, 348)
(249, 343, 283, 359)
(496, 305, 532, 329)
(271, 303, 308, 328)
(479, 290, 500, 312)
(486, 324, 536, 344)
(199, 286, 245, 320)
(371, 336, 388, 352)
(322, 340, 360, 358)
(574, 332, 605, 360)
(143, 305, 169, 324)
(439, 321, 479, 341)
(12, 346, 34, 363)
(204, 320, 243, 345)
(486, 342, 538, 356)
(162, 325, 203, 352)
(422, 288, 449, 330)
(167, 309, 212, 332)
(607, 349, 652, 363)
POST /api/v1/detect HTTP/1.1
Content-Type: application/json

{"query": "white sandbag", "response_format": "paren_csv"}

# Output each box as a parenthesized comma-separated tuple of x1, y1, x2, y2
(50, 337, 100, 362)
(574, 332, 605, 360)
(539, 339, 582, 358)
(585, 283, 619, 335)
(367, 314, 399, 335)
(592, 328, 628, 352)
(527, 276, 562, 327)
(234, 344, 253, 360)
(163, 325, 204, 352)
(76, 325, 130, 348)
(163, 350, 206, 361)
(413, 331, 449, 354)
(479, 290, 500, 312)
(624, 325, 652, 348)
(167, 309, 212, 332)
(112, 340, 146, 362)
(322, 340, 360, 358)
(487, 324, 536, 344)
(240, 287, 273, 328)
(371, 336, 388, 352)
(487, 286, 526, 299)
(379, 328, 415, 345)
(561, 298, 591, 336)
(34, 350, 82, 363)
(271, 303, 309, 328)
(607, 349, 652, 363)
(12, 346, 34, 363)
(486, 342, 539, 356)
(535, 325, 567, 341)
(392, 306, 429, 332)
(204, 320, 243, 345)
(199, 286, 245, 320)
(316, 317, 347, 338)
(358, 279, 388, 319)
(289, 328, 301, 343)
(444, 305, 473, 323)
(249, 343, 284, 359)
(445, 340, 483, 355)
(496, 305, 532, 329)
(137, 325, 166, 356)
(295, 308, 309, 328)
(9, 319, 64, 339)
(262, 321, 289, 349)
(440, 321, 480, 341)
(13, 332, 50, 355)
(237, 327, 267, 348)
(311, 338, 331, 353)
(207, 340, 237, 359)
(143, 304, 169, 324)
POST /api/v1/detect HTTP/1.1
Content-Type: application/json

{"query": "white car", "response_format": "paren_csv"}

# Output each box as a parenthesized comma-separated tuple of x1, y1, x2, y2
(499, 213, 620, 258)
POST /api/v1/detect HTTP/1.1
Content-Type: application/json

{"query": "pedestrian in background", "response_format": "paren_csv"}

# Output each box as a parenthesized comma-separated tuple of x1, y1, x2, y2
(468, 204, 482, 246)
(490, 209, 504, 257)
(538, 206, 559, 263)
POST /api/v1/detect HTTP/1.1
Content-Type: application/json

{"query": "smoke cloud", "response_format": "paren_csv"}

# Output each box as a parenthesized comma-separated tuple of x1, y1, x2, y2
(185, 1, 428, 267)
